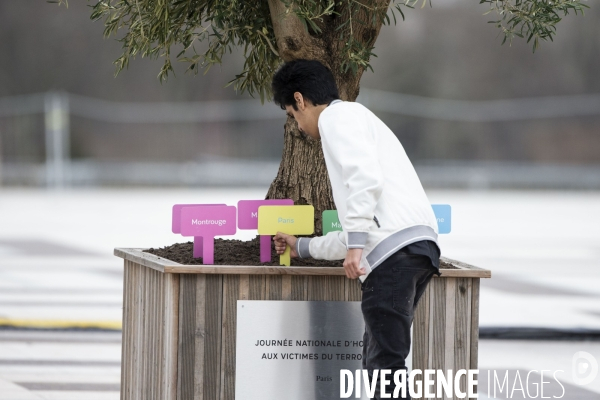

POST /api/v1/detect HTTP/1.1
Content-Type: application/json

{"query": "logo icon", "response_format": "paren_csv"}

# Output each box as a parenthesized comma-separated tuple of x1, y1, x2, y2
(572, 351, 598, 385)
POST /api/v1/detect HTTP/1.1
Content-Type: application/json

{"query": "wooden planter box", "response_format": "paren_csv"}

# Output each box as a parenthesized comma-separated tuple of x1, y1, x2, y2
(114, 248, 490, 400)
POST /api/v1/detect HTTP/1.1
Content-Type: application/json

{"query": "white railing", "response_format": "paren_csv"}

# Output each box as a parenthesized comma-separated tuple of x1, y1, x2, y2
(1, 90, 600, 188)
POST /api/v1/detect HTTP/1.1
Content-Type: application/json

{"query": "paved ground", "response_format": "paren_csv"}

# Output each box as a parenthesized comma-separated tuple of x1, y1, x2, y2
(0, 330, 598, 399)
(0, 188, 599, 399)
(0, 330, 121, 400)
(435, 190, 600, 331)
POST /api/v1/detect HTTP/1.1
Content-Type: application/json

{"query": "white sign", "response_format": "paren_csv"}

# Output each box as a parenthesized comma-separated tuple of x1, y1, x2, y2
(235, 301, 369, 400)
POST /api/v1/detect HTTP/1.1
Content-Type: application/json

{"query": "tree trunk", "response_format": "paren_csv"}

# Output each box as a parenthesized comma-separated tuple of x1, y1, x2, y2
(265, 0, 390, 235)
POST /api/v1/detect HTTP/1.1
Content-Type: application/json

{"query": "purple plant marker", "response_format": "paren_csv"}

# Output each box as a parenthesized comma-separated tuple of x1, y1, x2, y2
(172, 204, 224, 233)
(172, 204, 224, 257)
(237, 199, 294, 263)
(259, 235, 272, 263)
(180, 205, 237, 265)
(193, 237, 203, 258)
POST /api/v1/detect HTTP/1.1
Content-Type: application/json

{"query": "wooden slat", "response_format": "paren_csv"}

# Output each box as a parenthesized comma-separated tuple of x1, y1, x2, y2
(453, 278, 470, 400)
(132, 262, 142, 400)
(142, 267, 148, 400)
(281, 275, 292, 300)
(163, 273, 180, 400)
(155, 268, 163, 398)
(194, 275, 207, 400)
(238, 274, 249, 300)
(149, 266, 158, 399)
(307, 276, 345, 301)
(290, 276, 307, 300)
(114, 248, 179, 272)
(248, 275, 266, 300)
(444, 279, 457, 375)
(168, 265, 348, 276)
(345, 278, 362, 301)
(433, 268, 490, 279)
(441, 257, 491, 276)
(156, 267, 165, 399)
(203, 275, 223, 400)
(266, 275, 282, 300)
(220, 275, 239, 400)
(155, 270, 162, 398)
(152, 267, 160, 398)
(177, 274, 197, 400)
(330, 276, 346, 300)
(307, 276, 323, 300)
(142, 264, 149, 400)
(126, 262, 133, 400)
(470, 279, 480, 371)
(465, 279, 473, 372)
(344, 277, 350, 302)
(165, 264, 491, 278)
(120, 262, 130, 400)
(141, 265, 149, 400)
(412, 283, 430, 373)
(126, 262, 134, 400)
(429, 277, 446, 371)
(166, 264, 491, 278)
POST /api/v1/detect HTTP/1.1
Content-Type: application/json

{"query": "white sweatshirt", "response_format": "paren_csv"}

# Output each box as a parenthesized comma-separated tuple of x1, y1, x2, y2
(296, 100, 439, 280)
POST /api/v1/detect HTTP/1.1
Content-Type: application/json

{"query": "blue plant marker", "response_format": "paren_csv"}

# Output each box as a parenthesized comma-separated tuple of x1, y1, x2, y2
(432, 204, 451, 234)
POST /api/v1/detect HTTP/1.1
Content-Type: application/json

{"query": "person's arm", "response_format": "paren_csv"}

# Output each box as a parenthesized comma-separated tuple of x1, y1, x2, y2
(306, 233, 364, 279)
(273, 231, 347, 260)
(320, 107, 384, 251)
(320, 107, 383, 279)
(273, 231, 365, 279)
(298, 231, 347, 260)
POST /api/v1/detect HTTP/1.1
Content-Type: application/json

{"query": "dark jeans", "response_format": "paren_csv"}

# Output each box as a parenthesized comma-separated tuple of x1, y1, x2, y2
(360, 249, 438, 400)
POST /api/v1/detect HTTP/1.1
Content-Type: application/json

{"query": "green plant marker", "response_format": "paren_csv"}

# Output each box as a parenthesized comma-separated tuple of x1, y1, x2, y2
(322, 210, 342, 235)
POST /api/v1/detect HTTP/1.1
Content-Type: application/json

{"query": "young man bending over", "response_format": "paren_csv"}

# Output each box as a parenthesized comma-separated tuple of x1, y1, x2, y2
(272, 59, 440, 400)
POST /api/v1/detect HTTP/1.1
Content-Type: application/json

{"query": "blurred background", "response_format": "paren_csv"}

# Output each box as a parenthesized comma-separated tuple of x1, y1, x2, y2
(1, 2, 599, 400)
(1, 1, 600, 188)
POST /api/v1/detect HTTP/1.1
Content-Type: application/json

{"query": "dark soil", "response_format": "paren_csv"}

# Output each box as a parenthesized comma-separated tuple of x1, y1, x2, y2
(145, 236, 455, 269)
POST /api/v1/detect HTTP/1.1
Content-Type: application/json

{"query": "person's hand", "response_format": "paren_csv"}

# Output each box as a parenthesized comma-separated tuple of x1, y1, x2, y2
(273, 232, 298, 258)
(343, 248, 366, 279)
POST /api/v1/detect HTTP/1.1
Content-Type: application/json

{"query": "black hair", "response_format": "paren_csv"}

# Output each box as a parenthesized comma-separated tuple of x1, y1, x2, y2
(272, 59, 340, 110)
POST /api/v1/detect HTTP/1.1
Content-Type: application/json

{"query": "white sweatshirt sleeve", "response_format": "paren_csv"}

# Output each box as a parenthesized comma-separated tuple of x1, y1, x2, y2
(296, 232, 347, 260)
(319, 107, 384, 249)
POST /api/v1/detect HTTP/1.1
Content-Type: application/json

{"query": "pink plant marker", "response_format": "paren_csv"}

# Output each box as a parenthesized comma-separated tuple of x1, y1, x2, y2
(237, 199, 294, 263)
(259, 235, 272, 263)
(172, 204, 224, 258)
(193, 237, 203, 258)
(180, 205, 237, 265)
